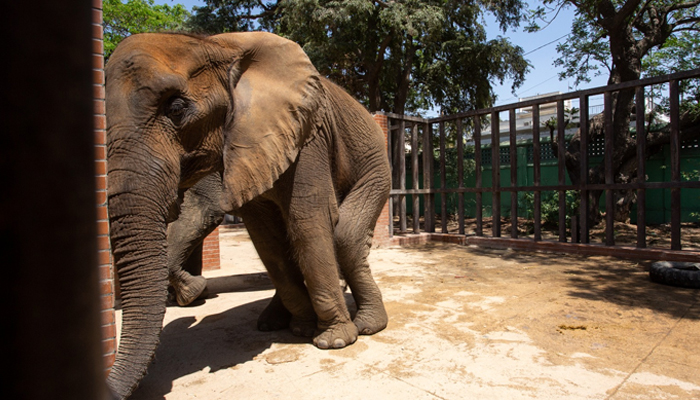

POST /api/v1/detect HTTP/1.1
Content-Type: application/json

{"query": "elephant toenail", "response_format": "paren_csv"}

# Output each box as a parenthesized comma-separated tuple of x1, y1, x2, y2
(317, 339, 329, 349)
(333, 339, 346, 348)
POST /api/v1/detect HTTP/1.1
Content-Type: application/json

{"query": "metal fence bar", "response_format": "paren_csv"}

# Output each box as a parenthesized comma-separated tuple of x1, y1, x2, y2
(579, 95, 590, 244)
(411, 123, 420, 234)
(398, 120, 407, 233)
(533, 105, 542, 241)
(457, 119, 465, 235)
(392, 180, 700, 194)
(604, 91, 615, 246)
(424, 122, 435, 233)
(670, 80, 681, 250)
(440, 121, 447, 233)
(635, 87, 647, 248)
(557, 99, 567, 242)
(491, 111, 501, 237)
(509, 109, 518, 238)
(474, 116, 483, 236)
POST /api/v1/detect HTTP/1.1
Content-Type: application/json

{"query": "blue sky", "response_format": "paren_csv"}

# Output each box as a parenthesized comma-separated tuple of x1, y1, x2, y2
(154, 0, 609, 107)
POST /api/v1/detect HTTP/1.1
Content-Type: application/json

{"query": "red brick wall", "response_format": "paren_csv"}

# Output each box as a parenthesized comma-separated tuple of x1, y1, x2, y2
(202, 227, 221, 271)
(372, 113, 391, 247)
(92, 0, 116, 375)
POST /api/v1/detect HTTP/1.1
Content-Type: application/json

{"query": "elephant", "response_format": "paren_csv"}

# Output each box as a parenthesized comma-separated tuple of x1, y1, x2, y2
(105, 32, 391, 399)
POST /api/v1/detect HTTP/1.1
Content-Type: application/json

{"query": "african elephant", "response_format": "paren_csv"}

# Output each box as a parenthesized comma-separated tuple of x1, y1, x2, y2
(105, 32, 390, 399)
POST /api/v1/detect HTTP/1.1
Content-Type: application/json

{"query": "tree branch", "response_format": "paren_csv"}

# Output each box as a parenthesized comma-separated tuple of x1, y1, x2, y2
(613, 0, 644, 28)
(255, 0, 272, 11)
(374, 0, 391, 9)
(669, 0, 700, 12)
(630, 0, 656, 28)
(674, 25, 700, 32)
(672, 17, 700, 30)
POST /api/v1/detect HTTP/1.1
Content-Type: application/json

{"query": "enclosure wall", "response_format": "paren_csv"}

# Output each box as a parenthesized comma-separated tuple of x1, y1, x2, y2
(93, 0, 117, 375)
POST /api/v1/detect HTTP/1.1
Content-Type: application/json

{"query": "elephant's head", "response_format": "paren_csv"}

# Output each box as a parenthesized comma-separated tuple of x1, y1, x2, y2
(105, 32, 325, 399)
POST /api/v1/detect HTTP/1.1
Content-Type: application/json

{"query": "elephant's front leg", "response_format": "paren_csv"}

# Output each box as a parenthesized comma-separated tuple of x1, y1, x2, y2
(284, 158, 358, 349)
(289, 218, 357, 349)
(167, 172, 224, 306)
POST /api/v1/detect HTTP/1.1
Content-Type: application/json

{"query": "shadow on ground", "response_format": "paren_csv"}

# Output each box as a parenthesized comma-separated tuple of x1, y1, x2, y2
(131, 274, 357, 400)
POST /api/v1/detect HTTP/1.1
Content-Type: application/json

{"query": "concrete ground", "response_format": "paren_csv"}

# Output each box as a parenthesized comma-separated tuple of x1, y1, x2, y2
(122, 229, 700, 400)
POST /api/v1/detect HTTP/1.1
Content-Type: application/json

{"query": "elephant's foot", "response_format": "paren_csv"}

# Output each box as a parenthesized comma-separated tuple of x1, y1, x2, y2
(354, 305, 388, 335)
(174, 275, 208, 307)
(257, 296, 292, 332)
(313, 321, 358, 349)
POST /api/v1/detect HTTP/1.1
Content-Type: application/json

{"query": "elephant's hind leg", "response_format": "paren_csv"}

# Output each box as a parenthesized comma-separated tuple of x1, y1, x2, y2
(335, 183, 389, 335)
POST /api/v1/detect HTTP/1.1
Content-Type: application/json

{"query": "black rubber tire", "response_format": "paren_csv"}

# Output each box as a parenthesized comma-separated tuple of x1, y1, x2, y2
(649, 261, 700, 289)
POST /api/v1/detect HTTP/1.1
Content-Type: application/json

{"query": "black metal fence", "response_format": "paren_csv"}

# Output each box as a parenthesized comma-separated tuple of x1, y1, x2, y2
(386, 69, 700, 262)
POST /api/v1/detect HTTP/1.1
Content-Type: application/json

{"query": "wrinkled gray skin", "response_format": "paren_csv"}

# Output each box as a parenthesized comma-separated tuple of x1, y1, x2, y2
(166, 172, 224, 307)
(105, 32, 390, 399)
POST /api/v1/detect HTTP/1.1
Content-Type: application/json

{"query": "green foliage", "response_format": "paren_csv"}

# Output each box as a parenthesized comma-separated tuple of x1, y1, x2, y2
(190, 0, 530, 115)
(644, 32, 700, 79)
(543, 106, 579, 134)
(103, 0, 190, 59)
(527, 0, 700, 86)
(519, 190, 580, 227)
(186, 0, 278, 33)
(644, 31, 700, 114)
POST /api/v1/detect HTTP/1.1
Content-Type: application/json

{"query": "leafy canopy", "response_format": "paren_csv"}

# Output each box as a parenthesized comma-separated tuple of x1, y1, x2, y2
(190, 0, 530, 115)
(527, 0, 700, 86)
(103, 0, 190, 59)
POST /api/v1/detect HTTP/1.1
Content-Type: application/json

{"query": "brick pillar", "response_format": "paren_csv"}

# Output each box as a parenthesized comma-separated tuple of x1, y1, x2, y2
(372, 113, 391, 247)
(93, 0, 116, 374)
(202, 227, 221, 271)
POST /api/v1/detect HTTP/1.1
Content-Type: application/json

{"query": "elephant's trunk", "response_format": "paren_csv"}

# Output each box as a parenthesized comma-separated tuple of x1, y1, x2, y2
(105, 141, 180, 399)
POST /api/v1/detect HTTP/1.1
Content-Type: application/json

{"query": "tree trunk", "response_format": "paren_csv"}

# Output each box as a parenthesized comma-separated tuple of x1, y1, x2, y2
(392, 37, 415, 115)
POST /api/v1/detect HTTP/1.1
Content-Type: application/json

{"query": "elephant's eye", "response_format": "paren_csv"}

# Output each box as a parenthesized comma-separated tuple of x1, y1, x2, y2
(166, 97, 188, 125)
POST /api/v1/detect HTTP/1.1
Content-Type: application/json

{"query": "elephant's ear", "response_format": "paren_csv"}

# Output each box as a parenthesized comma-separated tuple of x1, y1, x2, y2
(211, 32, 326, 211)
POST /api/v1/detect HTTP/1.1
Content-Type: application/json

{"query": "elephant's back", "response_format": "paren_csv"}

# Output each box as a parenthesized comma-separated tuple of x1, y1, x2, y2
(321, 77, 390, 197)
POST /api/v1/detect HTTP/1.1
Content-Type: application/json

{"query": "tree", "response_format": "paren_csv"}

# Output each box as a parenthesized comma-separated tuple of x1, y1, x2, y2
(186, 0, 278, 33)
(644, 31, 700, 110)
(103, 0, 190, 59)
(528, 0, 700, 222)
(189, 0, 530, 115)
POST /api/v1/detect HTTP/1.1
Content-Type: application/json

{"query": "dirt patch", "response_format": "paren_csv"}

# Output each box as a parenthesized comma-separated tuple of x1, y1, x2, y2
(127, 230, 700, 400)
(369, 241, 700, 397)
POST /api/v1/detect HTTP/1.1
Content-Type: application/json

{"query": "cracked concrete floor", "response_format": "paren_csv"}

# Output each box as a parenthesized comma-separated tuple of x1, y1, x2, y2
(121, 229, 700, 400)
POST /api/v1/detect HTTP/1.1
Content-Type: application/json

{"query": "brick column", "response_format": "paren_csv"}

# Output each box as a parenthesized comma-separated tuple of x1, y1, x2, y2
(93, 0, 116, 374)
(202, 227, 221, 271)
(372, 113, 391, 247)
